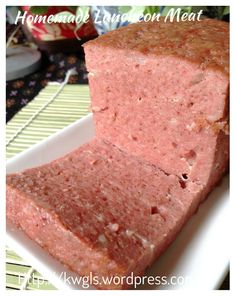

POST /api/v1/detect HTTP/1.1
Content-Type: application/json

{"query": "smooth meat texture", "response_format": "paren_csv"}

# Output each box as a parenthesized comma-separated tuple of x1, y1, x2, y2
(84, 18, 229, 193)
(7, 139, 201, 289)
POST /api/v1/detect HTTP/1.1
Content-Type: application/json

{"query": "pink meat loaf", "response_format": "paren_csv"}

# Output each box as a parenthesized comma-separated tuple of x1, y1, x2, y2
(7, 19, 229, 290)
(84, 18, 229, 194)
(7, 139, 201, 289)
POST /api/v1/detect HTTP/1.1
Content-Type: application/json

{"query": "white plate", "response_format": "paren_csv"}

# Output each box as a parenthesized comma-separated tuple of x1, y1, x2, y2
(6, 113, 229, 290)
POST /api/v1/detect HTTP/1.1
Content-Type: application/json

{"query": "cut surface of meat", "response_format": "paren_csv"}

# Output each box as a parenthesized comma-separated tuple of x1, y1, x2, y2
(7, 139, 202, 289)
(84, 18, 229, 192)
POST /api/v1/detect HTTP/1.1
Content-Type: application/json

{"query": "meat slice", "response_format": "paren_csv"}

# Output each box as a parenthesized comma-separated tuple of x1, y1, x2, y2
(7, 139, 201, 289)
(84, 18, 229, 194)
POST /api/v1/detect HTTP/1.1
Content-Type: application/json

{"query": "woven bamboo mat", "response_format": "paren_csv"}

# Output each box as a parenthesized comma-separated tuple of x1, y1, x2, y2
(6, 83, 90, 290)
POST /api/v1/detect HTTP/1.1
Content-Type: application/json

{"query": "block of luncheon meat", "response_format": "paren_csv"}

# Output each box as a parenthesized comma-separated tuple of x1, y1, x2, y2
(84, 18, 229, 196)
(7, 19, 229, 290)
(7, 139, 201, 289)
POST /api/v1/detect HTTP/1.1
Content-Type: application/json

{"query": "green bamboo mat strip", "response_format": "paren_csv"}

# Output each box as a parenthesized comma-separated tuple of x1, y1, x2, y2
(6, 83, 91, 290)
(6, 84, 90, 159)
(6, 246, 56, 290)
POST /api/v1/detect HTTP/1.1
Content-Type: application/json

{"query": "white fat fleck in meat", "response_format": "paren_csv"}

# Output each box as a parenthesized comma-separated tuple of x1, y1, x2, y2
(58, 204, 65, 211)
(107, 223, 119, 232)
(86, 150, 93, 155)
(186, 122, 196, 131)
(35, 238, 43, 245)
(62, 188, 69, 192)
(92, 106, 108, 112)
(98, 234, 107, 244)
(214, 162, 220, 169)
(92, 106, 102, 112)
(88, 72, 95, 77)
(206, 114, 220, 122)
(126, 229, 134, 237)
(96, 213, 104, 222)
(125, 229, 154, 250)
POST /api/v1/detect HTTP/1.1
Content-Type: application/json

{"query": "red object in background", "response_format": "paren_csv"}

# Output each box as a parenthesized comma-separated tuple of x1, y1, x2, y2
(22, 6, 97, 41)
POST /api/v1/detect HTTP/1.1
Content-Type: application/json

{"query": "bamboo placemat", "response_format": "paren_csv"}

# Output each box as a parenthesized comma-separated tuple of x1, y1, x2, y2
(6, 83, 90, 290)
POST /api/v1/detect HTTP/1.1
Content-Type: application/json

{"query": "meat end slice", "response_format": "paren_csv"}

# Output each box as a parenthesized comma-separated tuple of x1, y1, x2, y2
(84, 18, 229, 194)
(7, 139, 202, 289)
